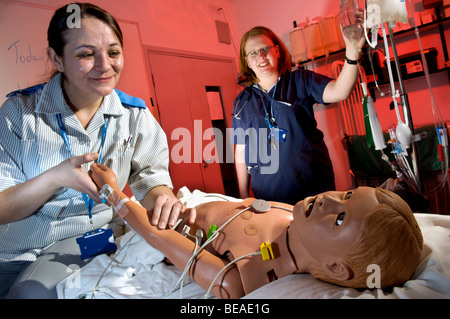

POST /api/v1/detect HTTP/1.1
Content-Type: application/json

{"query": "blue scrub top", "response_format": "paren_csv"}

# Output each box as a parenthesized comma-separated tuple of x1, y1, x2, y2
(232, 69, 335, 204)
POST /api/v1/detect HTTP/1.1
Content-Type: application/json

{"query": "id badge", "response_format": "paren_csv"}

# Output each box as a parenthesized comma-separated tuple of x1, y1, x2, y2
(76, 228, 117, 260)
(270, 127, 287, 142)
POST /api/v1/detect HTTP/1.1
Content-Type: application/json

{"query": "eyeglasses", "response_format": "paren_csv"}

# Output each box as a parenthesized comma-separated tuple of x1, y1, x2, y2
(246, 46, 274, 58)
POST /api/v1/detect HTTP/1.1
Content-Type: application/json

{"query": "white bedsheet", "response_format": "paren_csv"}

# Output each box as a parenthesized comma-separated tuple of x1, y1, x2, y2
(57, 231, 208, 299)
(57, 188, 450, 299)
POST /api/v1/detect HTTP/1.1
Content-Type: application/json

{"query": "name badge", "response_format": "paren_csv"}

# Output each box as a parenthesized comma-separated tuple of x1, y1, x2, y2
(269, 127, 287, 142)
(76, 228, 117, 260)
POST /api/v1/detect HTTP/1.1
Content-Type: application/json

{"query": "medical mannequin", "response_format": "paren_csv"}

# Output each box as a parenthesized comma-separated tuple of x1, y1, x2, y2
(89, 163, 423, 299)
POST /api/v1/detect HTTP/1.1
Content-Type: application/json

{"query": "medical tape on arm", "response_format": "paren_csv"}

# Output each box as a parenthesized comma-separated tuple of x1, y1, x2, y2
(101, 184, 130, 218)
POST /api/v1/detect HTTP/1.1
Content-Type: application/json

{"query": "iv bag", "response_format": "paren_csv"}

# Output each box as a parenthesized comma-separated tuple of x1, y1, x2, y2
(366, 0, 408, 28)
(340, 0, 363, 41)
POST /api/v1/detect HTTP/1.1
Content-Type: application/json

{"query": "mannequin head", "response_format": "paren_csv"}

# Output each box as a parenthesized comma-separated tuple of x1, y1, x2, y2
(289, 187, 423, 289)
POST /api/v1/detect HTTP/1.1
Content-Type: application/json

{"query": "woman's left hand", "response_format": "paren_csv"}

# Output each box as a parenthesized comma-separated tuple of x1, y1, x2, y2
(341, 8, 366, 57)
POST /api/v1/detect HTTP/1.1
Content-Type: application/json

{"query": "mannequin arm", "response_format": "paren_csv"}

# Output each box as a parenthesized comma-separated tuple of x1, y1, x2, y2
(89, 163, 245, 298)
(124, 198, 244, 298)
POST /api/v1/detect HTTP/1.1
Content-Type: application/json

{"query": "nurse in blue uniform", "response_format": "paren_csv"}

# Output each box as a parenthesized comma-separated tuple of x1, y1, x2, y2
(232, 26, 365, 204)
(0, 3, 194, 298)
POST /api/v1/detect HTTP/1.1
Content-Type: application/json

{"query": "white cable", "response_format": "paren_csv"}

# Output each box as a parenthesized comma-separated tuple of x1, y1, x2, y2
(163, 206, 252, 298)
(86, 232, 136, 299)
(201, 251, 262, 299)
(178, 233, 199, 299)
(203, 194, 233, 201)
(406, 0, 448, 195)
(381, 24, 403, 123)
(161, 230, 199, 299)
(271, 205, 294, 212)
(407, 0, 444, 128)
(164, 201, 293, 298)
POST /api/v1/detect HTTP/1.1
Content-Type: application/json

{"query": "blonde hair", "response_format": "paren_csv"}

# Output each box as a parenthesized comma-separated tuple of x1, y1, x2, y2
(239, 26, 292, 86)
(311, 188, 423, 288)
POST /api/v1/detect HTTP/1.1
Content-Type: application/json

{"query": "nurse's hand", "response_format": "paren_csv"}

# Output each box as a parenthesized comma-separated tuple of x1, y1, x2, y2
(0, 153, 101, 225)
(341, 8, 366, 57)
(52, 153, 102, 202)
(144, 186, 197, 229)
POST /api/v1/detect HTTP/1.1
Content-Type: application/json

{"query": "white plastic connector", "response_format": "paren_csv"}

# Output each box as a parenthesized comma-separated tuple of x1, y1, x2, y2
(181, 225, 191, 237)
(437, 127, 448, 147)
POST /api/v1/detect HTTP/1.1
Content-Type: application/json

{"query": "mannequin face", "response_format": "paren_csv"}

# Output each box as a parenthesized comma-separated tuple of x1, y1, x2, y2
(290, 187, 379, 266)
(244, 35, 280, 82)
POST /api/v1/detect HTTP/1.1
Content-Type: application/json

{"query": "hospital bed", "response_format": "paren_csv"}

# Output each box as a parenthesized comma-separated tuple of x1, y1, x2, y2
(57, 187, 450, 299)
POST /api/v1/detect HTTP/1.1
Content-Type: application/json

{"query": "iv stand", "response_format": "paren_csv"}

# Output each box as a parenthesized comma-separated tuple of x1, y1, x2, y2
(386, 22, 423, 192)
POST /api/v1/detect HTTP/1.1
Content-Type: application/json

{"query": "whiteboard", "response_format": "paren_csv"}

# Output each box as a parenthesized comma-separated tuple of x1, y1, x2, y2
(0, 1, 152, 108)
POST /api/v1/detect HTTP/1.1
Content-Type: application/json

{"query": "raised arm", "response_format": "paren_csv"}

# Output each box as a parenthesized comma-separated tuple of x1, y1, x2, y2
(322, 10, 366, 103)
(89, 163, 245, 298)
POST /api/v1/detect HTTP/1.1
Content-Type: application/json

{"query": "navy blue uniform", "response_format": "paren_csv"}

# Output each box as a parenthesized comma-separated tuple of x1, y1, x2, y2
(232, 69, 335, 204)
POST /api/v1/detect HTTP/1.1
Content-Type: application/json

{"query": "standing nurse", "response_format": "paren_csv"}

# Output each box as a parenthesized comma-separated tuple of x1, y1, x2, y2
(0, 3, 194, 298)
(232, 25, 365, 204)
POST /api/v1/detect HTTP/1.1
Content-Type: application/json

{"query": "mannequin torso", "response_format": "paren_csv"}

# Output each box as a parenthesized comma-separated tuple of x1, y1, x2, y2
(175, 198, 297, 294)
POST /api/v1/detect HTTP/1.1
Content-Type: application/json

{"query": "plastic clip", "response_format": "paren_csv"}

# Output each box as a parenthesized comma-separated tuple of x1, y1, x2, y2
(260, 242, 274, 261)
(207, 225, 217, 239)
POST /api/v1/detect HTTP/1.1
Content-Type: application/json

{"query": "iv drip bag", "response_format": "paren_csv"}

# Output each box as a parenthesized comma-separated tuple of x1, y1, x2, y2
(366, 0, 408, 28)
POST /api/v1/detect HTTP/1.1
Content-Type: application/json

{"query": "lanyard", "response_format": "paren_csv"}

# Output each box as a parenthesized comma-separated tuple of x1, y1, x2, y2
(258, 81, 278, 128)
(56, 113, 109, 229)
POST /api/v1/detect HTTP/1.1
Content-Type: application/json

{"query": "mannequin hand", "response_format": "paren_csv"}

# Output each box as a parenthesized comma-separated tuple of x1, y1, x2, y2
(89, 163, 119, 191)
(149, 192, 197, 229)
(50, 153, 102, 202)
(89, 164, 197, 228)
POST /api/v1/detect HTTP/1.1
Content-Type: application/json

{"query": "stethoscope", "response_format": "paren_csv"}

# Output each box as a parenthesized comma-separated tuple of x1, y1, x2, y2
(233, 81, 286, 145)
(233, 81, 279, 127)
(232, 86, 253, 120)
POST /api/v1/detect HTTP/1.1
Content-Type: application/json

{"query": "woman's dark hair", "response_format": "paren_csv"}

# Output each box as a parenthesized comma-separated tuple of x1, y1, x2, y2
(48, 2, 123, 56)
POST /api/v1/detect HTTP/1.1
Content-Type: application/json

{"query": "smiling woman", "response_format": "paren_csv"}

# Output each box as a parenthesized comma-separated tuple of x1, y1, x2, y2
(0, 3, 192, 299)
(231, 25, 366, 206)
(47, 8, 124, 122)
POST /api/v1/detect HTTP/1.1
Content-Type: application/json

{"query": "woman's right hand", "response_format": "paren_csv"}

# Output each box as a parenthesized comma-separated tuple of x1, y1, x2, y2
(0, 153, 101, 224)
(48, 153, 102, 202)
